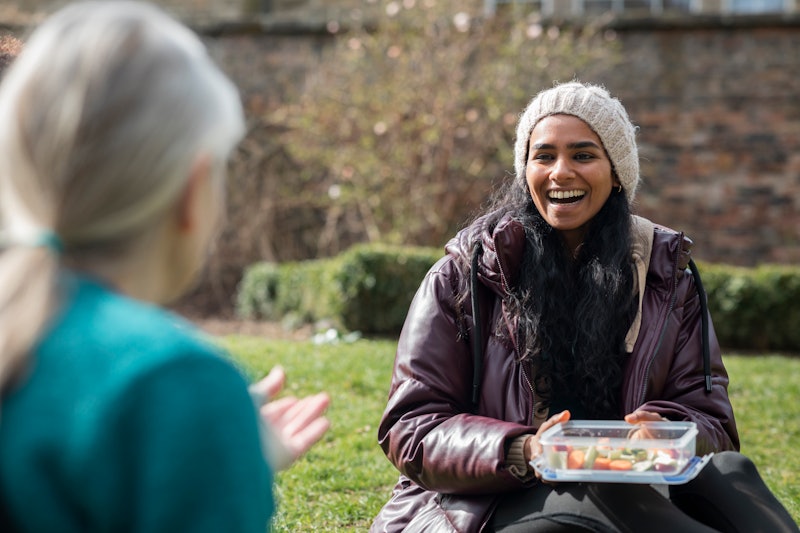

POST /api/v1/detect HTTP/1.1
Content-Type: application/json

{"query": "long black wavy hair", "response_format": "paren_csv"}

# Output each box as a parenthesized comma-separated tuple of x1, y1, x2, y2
(461, 176, 637, 419)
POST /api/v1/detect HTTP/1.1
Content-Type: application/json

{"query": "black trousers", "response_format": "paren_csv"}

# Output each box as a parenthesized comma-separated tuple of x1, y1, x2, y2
(488, 452, 798, 533)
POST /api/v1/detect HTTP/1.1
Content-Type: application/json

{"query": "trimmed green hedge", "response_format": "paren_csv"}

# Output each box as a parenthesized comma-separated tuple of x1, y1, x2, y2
(236, 243, 442, 335)
(698, 262, 800, 352)
(237, 248, 800, 351)
(236, 258, 339, 326)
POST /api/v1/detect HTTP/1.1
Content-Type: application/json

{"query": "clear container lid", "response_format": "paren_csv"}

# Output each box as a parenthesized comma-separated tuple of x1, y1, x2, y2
(531, 420, 708, 485)
(539, 420, 698, 448)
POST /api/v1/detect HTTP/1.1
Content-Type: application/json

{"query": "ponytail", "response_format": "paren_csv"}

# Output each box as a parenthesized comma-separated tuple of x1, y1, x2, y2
(0, 243, 60, 393)
(0, 2, 244, 395)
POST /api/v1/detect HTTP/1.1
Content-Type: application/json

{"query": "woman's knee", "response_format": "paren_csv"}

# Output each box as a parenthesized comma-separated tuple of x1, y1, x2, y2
(711, 451, 758, 477)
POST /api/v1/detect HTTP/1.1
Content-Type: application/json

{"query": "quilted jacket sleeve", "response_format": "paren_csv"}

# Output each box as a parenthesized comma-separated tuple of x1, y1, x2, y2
(377, 257, 535, 496)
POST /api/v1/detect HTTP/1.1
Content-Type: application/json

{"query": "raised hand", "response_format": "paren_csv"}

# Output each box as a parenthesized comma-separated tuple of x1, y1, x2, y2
(250, 366, 331, 471)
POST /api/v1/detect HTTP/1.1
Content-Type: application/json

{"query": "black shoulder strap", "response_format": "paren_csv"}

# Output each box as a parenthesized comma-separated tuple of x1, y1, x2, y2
(469, 242, 483, 409)
(688, 259, 713, 393)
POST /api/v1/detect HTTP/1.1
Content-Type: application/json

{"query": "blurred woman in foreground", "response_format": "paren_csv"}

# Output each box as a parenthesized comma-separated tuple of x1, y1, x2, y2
(0, 2, 328, 531)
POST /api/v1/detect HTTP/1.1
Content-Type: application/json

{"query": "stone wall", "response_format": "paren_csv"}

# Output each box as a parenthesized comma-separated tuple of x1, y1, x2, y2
(3, 3, 799, 266)
(604, 18, 800, 265)
(205, 14, 800, 266)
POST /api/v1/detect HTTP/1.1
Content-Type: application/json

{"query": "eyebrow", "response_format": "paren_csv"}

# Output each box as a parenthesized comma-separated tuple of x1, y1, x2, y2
(531, 141, 602, 150)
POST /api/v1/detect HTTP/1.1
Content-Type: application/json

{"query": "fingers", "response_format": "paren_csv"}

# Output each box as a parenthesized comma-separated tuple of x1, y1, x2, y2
(252, 368, 331, 468)
(529, 410, 570, 460)
(279, 393, 330, 438)
(260, 396, 297, 422)
(250, 366, 286, 403)
(261, 392, 331, 462)
(261, 393, 329, 425)
(527, 410, 570, 480)
(624, 410, 643, 423)
(286, 415, 331, 459)
(624, 410, 669, 441)
(624, 410, 667, 424)
(536, 410, 570, 435)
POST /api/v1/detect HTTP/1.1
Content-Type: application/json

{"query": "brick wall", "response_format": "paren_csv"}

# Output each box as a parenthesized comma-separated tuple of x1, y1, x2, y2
(211, 13, 798, 267)
(603, 20, 800, 265)
(3, 3, 799, 266)
(205, 15, 800, 267)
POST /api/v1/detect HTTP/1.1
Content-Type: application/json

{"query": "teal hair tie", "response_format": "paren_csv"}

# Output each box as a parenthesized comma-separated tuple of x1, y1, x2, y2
(34, 231, 64, 254)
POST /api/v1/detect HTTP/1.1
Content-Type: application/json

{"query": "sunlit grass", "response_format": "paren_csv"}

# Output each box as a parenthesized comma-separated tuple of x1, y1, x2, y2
(221, 336, 800, 530)
(222, 336, 398, 532)
(724, 354, 800, 521)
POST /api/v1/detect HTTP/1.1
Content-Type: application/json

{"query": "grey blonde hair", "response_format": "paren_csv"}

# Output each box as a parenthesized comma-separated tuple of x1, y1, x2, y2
(0, 1, 245, 390)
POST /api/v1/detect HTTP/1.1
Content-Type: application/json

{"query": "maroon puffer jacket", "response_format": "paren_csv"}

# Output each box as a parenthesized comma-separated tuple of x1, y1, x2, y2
(371, 214, 739, 533)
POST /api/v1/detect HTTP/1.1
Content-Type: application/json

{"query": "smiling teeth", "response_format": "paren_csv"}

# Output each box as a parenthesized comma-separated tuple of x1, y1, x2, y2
(549, 190, 586, 199)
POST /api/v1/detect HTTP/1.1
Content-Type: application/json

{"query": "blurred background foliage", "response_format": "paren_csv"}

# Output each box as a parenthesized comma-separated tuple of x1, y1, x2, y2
(270, 1, 618, 251)
(189, 0, 620, 315)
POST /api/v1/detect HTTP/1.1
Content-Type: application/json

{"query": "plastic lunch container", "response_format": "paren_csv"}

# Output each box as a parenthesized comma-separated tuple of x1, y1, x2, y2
(529, 420, 713, 484)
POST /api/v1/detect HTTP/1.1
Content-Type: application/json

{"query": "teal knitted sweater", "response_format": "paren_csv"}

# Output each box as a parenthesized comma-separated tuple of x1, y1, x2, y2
(0, 273, 274, 532)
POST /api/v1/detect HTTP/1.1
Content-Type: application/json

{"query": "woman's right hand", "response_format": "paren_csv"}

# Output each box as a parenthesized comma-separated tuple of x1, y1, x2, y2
(250, 366, 331, 470)
(524, 410, 570, 479)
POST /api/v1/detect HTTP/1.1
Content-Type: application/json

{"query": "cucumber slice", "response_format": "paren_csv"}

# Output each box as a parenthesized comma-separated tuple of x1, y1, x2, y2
(549, 450, 567, 469)
(583, 446, 598, 469)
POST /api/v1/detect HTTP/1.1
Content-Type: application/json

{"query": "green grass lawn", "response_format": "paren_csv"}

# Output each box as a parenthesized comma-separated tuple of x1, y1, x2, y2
(221, 335, 800, 531)
(724, 354, 800, 521)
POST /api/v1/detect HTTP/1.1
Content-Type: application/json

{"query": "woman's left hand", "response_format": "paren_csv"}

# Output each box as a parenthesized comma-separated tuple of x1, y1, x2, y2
(624, 409, 668, 424)
(624, 409, 668, 440)
(524, 410, 571, 480)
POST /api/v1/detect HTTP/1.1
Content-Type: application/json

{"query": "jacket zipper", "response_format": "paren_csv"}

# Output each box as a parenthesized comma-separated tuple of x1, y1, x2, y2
(637, 232, 682, 406)
(502, 307, 535, 426)
(522, 363, 535, 426)
(495, 242, 536, 425)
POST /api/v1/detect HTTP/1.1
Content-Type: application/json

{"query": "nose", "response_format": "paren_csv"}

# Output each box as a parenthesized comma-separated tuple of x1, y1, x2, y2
(550, 155, 575, 182)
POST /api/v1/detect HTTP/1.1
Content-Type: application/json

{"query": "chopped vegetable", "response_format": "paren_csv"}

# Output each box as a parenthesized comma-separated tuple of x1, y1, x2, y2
(608, 459, 634, 471)
(550, 451, 567, 469)
(567, 449, 585, 470)
(654, 452, 678, 472)
(583, 446, 598, 469)
(593, 457, 611, 470)
(544, 436, 689, 475)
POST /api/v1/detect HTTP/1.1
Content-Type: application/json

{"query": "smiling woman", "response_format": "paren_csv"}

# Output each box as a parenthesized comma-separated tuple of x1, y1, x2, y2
(370, 81, 799, 532)
(525, 115, 617, 254)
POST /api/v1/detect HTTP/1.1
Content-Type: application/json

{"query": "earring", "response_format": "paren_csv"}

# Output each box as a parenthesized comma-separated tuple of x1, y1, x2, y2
(616, 185, 623, 194)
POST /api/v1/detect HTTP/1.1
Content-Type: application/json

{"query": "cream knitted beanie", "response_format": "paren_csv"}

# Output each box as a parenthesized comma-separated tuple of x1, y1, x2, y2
(513, 81, 639, 204)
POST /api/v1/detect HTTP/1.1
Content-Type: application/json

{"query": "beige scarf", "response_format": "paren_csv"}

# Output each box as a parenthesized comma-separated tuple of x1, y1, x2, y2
(625, 215, 655, 352)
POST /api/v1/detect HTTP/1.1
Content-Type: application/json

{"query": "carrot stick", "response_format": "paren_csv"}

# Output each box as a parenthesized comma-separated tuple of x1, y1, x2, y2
(609, 459, 633, 471)
(593, 457, 611, 470)
(567, 450, 585, 469)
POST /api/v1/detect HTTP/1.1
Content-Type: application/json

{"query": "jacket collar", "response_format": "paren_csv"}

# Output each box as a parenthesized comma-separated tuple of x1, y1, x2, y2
(447, 212, 659, 352)
(445, 211, 524, 296)
(626, 215, 654, 352)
